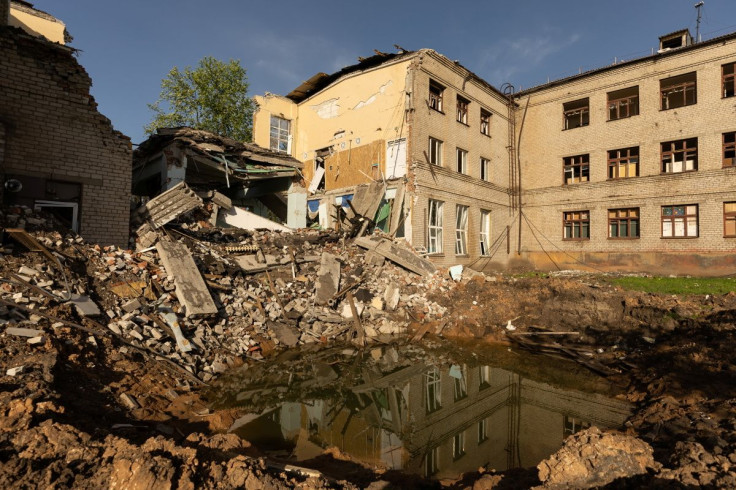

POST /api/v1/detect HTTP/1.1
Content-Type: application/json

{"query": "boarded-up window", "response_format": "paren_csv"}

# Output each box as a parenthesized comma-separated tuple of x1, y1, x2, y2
(724, 202, 736, 237)
(563, 154, 590, 184)
(662, 205, 698, 238)
(661, 138, 697, 173)
(608, 147, 639, 179)
(723, 132, 736, 167)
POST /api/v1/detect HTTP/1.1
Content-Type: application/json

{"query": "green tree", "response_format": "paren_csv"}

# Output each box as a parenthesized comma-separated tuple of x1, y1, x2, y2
(145, 56, 254, 142)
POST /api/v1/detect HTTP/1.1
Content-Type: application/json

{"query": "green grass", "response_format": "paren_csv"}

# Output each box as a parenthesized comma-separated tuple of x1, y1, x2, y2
(606, 276, 736, 295)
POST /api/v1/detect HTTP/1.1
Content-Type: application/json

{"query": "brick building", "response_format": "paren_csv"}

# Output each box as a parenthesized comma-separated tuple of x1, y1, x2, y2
(254, 29, 736, 275)
(0, 1, 132, 246)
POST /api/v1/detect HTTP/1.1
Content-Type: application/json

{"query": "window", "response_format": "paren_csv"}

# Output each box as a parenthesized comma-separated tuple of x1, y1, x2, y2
(456, 96, 469, 124)
(428, 200, 444, 254)
(480, 109, 491, 136)
(563, 416, 591, 437)
(660, 72, 696, 110)
(424, 367, 442, 413)
(724, 132, 736, 167)
(608, 208, 640, 238)
(724, 203, 736, 237)
(723, 62, 735, 98)
(428, 137, 443, 166)
(452, 431, 466, 460)
(425, 446, 439, 477)
(607, 86, 639, 120)
(563, 211, 590, 240)
(661, 138, 697, 173)
(456, 148, 467, 174)
(429, 80, 444, 112)
(479, 365, 491, 389)
(479, 210, 491, 256)
(452, 364, 467, 401)
(480, 157, 490, 181)
(455, 205, 468, 255)
(478, 418, 489, 443)
(563, 98, 589, 130)
(269, 116, 291, 154)
(608, 147, 639, 179)
(662, 205, 698, 238)
(563, 154, 590, 184)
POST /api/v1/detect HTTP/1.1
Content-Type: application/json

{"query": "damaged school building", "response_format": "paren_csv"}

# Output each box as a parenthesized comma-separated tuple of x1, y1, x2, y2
(0, 1, 132, 247)
(254, 29, 736, 276)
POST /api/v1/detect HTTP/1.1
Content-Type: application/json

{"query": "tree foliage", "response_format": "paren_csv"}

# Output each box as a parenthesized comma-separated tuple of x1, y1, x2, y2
(145, 56, 254, 142)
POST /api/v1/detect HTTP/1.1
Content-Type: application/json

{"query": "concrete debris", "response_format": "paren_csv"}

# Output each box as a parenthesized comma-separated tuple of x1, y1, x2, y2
(156, 239, 218, 317)
(70, 294, 102, 317)
(6, 365, 26, 376)
(6, 327, 43, 337)
(315, 252, 340, 305)
(354, 236, 436, 276)
(120, 393, 140, 411)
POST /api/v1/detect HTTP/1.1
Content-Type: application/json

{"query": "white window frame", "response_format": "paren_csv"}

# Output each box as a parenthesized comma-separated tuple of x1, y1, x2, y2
(479, 210, 491, 256)
(429, 137, 443, 166)
(662, 204, 698, 238)
(455, 205, 468, 255)
(269, 116, 291, 154)
(478, 417, 489, 443)
(480, 157, 490, 181)
(424, 367, 442, 413)
(34, 200, 79, 233)
(453, 431, 466, 460)
(453, 364, 467, 401)
(428, 199, 444, 254)
(456, 148, 467, 174)
(425, 446, 439, 477)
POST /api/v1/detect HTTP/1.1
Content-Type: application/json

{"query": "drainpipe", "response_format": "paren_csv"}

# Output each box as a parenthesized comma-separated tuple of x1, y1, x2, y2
(516, 97, 530, 255)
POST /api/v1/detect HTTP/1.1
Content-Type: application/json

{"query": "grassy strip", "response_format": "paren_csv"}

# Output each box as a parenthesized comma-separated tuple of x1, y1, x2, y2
(607, 276, 736, 295)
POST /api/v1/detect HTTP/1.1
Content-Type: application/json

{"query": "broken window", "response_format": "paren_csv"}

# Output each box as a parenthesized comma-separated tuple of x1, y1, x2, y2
(563, 211, 590, 240)
(429, 80, 444, 112)
(452, 431, 466, 460)
(608, 208, 639, 238)
(660, 72, 696, 110)
(479, 210, 491, 256)
(564, 416, 591, 437)
(425, 446, 439, 477)
(724, 202, 736, 237)
(456, 148, 467, 174)
(452, 365, 467, 401)
(563, 154, 589, 184)
(455, 205, 468, 255)
(424, 367, 442, 413)
(428, 137, 443, 166)
(608, 147, 639, 179)
(723, 62, 735, 98)
(607, 86, 639, 121)
(428, 199, 444, 254)
(456, 96, 469, 124)
(480, 157, 490, 181)
(661, 138, 697, 173)
(480, 108, 491, 136)
(723, 132, 736, 167)
(269, 116, 291, 154)
(662, 204, 698, 238)
(563, 98, 589, 130)
(478, 418, 489, 443)
(479, 365, 491, 389)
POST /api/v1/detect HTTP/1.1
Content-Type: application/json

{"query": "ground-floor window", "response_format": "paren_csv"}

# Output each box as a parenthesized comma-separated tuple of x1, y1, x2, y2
(479, 210, 491, 255)
(455, 205, 468, 255)
(724, 202, 736, 237)
(662, 204, 698, 238)
(453, 431, 466, 460)
(563, 211, 590, 240)
(563, 415, 591, 437)
(478, 417, 489, 443)
(608, 208, 639, 238)
(425, 446, 439, 477)
(428, 199, 444, 254)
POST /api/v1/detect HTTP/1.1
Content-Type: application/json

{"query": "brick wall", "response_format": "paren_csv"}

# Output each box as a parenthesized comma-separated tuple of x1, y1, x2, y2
(0, 27, 132, 247)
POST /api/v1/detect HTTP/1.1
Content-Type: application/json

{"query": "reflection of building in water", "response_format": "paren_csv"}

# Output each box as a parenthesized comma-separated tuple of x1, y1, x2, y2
(232, 361, 631, 479)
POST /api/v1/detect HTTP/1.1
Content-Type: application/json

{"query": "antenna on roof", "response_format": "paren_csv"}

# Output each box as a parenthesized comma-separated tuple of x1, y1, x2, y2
(695, 1, 704, 43)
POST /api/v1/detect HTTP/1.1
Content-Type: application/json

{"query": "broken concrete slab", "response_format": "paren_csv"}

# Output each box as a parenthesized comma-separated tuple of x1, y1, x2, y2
(5, 327, 43, 337)
(384, 284, 400, 310)
(354, 236, 436, 276)
(211, 191, 233, 210)
(120, 393, 140, 410)
(268, 321, 300, 347)
(70, 294, 102, 317)
(315, 253, 340, 305)
(221, 206, 292, 232)
(6, 366, 25, 376)
(137, 182, 203, 229)
(27, 335, 45, 345)
(156, 240, 217, 317)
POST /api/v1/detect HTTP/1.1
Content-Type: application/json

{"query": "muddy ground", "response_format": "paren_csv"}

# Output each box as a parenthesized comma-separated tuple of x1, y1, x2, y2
(2, 255, 736, 487)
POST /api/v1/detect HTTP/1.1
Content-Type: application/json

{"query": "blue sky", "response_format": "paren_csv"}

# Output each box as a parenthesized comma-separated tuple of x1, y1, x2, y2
(40, 0, 736, 145)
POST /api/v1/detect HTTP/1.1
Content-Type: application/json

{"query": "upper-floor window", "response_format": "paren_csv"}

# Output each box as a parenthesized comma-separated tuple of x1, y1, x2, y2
(428, 137, 443, 166)
(480, 157, 490, 181)
(563, 154, 589, 184)
(456, 148, 467, 174)
(662, 204, 698, 238)
(724, 132, 736, 167)
(563, 98, 589, 130)
(429, 80, 444, 112)
(660, 72, 696, 110)
(563, 211, 590, 240)
(723, 62, 735, 98)
(457, 96, 469, 124)
(424, 367, 442, 413)
(269, 116, 291, 154)
(480, 108, 491, 136)
(452, 364, 468, 400)
(661, 138, 697, 173)
(608, 147, 639, 179)
(607, 86, 639, 121)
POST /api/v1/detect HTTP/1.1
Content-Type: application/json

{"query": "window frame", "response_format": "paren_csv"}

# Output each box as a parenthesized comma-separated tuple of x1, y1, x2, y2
(563, 154, 590, 185)
(660, 72, 697, 110)
(425, 446, 439, 477)
(429, 80, 445, 113)
(608, 208, 640, 239)
(456, 147, 467, 174)
(428, 199, 444, 254)
(452, 431, 466, 460)
(269, 116, 292, 154)
(661, 204, 698, 238)
(480, 157, 490, 181)
(563, 210, 590, 240)
(478, 418, 489, 444)
(607, 146, 639, 179)
(723, 131, 736, 168)
(724, 202, 736, 237)
(563, 98, 590, 130)
(456, 96, 469, 125)
(455, 205, 469, 256)
(480, 108, 491, 136)
(661, 138, 697, 174)
(723, 62, 735, 98)
(479, 210, 491, 256)
(424, 367, 442, 414)
(428, 137, 443, 166)
(607, 86, 639, 121)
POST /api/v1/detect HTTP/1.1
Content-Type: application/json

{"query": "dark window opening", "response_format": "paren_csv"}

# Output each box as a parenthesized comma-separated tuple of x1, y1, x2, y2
(724, 62, 735, 98)
(608, 86, 639, 120)
(563, 98, 589, 130)
(661, 72, 697, 110)
(661, 138, 697, 173)
(563, 154, 589, 184)
(429, 80, 444, 112)
(480, 109, 491, 135)
(456, 96, 469, 124)
(723, 132, 736, 167)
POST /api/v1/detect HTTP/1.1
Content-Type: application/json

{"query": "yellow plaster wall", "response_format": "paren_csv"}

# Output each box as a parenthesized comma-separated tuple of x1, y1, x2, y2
(9, 5, 66, 44)
(252, 94, 297, 151)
